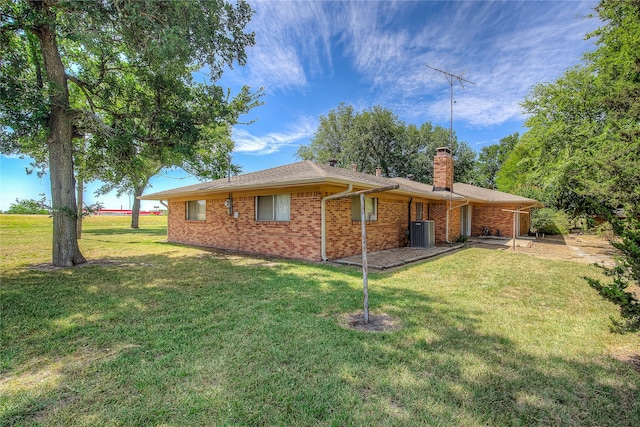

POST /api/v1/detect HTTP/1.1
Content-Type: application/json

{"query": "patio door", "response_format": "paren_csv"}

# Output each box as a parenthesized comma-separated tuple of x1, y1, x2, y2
(460, 205, 472, 237)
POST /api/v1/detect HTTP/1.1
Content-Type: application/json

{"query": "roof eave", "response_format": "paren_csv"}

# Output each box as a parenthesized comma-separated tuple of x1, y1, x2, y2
(139, 176, 452, 201)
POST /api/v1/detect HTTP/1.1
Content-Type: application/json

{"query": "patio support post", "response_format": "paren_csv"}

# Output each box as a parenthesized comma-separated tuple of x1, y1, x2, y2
(322, 184, 398, 324)
(502, 205, 535, 251)
(360, 193, 369, 324)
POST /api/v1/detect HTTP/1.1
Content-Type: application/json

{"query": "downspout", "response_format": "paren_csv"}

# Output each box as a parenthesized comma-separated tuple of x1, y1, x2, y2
(321, 184, 353, 261)
(446, 200, 469, 244)
(407, 197, 412, 245)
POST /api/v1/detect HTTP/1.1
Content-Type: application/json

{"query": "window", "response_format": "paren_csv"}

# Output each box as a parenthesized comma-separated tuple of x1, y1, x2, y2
(416, 202, 423, 220)
(186, 200, 206, 220)
(256, 194, 290, 221)
(351, 196, 377, 221)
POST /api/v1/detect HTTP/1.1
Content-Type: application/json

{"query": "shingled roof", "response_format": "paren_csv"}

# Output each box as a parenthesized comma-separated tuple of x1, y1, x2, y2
(451, 182, 542, 206)
(390, 177, 466, 201)
(140, 161, 450, 201)
(140, 160, 541, 206)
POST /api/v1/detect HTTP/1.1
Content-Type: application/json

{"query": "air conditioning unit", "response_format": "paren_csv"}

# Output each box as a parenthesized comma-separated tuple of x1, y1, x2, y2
(410, 220, 435, 248)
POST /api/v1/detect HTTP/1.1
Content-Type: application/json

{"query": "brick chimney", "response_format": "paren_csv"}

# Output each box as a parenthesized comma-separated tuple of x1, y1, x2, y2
(433, 147, 454, 191)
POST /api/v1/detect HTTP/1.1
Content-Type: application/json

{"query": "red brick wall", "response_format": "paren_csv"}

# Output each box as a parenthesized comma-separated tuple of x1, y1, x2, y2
(424, 202, 464, 243)
(433, 149, 454, 191)
(167, 190, 422, 261)
(428, 203, 446, 243)
(450, 206, 462, 241)
(168, 191, 323, 261)
(165, 187, 532, 260)
(324, 196, 409, 260)
(470, 204, 531, 238)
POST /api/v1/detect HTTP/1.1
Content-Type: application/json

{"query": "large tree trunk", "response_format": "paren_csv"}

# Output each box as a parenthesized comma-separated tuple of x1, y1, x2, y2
(34, 1, 86, 266)
(131, 189, 141, 229)
(130, 183, 147, 229)
(76, 176, 83, 239)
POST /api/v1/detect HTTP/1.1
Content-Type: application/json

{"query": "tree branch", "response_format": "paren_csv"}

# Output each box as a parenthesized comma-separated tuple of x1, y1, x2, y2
(70, 109, 115, 138)
(66, 74, 97, 113)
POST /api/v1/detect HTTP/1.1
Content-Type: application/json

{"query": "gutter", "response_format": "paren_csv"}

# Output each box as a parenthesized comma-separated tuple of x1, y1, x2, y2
(407, 197, 412, 245)
(519, 203, 540, 211)
(321, 184, 353, 261)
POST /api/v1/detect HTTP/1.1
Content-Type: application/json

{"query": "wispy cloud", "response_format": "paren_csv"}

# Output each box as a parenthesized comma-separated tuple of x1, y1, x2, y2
(379, 1, 600, 127)
(235, 1, 335, 92)
(233, 0, 600, 151)
(233, 116, 317, 155)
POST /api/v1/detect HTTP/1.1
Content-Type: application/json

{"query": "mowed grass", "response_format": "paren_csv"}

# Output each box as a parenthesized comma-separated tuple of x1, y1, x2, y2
(1, 214, 639, 426)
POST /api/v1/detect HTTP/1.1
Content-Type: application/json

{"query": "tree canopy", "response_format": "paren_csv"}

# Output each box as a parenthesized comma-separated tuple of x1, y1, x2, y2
(495, 0, 640, 331)
(473, 133, 519, 190)
(498, 0, 640, 217)
(297, 103, 476, 183)
(1, 0, 259, 265)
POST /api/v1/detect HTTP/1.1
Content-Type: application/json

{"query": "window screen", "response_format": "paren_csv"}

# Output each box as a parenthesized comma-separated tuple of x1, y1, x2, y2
(351, 196, 377, 221)
(256, 194, 290, 221)
(186, 200, 206, 220)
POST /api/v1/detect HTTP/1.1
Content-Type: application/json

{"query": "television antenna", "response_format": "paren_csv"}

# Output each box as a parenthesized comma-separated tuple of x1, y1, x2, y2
(425, 65, 475, 150)
(426, 65, 475, 244)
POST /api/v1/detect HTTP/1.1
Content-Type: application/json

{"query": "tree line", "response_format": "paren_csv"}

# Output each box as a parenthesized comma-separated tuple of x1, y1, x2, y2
(296, 102, 519, 192)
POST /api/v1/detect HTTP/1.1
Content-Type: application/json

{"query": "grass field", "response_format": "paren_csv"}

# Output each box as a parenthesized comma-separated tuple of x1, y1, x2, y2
(1, 214, 639, 426)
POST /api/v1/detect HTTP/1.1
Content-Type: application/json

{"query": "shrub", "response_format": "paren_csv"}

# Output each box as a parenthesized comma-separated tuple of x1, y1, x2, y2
(456, 234, 468, 243)
(531, 208, 570, 235)
(585, 217, 640, 333)
(6, 199, 49, 215)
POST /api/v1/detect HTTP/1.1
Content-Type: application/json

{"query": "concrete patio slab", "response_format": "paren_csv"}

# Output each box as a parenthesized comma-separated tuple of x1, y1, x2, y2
(468, 237, 533, 248)
(334, 244, 464, 270)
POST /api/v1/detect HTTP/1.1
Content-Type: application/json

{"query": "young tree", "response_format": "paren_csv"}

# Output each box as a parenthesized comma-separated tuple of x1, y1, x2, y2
(1, 0, 257, 266)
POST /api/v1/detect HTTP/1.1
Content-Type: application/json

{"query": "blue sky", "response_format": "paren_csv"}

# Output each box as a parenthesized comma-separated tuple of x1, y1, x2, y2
(0, 0, 601, 211)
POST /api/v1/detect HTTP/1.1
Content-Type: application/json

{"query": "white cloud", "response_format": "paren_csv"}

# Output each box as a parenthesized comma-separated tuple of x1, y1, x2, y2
(236, 0, 336, 92)
(231, 0, 601, 154)
(233, 116, 317, 155)
(362, 0, 601, 127)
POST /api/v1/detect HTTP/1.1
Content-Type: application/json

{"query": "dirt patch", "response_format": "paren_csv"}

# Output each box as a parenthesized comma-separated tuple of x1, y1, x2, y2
(612, 351, 640, 374)
(340, 311, 402, 332)
(26, 259, 156, 271)
(526, 234, 619, 267)
(472, 233, 619, 267)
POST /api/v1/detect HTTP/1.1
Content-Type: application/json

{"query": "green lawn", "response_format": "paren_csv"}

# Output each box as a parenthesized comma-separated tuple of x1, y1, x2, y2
(1, 214, 639, 426)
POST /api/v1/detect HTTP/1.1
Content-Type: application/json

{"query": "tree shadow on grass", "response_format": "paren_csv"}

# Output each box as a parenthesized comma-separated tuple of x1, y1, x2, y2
(81, 227, 167, 236)
(1, 250, 639, 426)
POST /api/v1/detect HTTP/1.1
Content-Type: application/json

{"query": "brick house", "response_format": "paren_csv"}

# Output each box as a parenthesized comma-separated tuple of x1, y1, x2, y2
(139, 148, 541, 262)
